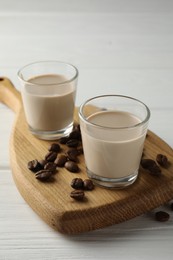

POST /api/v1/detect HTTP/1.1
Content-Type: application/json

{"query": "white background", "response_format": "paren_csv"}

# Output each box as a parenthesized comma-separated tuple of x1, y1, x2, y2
(0, 0, 173, 259)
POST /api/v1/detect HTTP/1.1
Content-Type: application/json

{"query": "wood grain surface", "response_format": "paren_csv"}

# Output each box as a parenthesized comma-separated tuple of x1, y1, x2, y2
(0, 77, 173, 234)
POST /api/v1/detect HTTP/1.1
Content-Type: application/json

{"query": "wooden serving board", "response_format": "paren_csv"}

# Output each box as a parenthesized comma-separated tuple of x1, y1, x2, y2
(0, 77, 173, 234)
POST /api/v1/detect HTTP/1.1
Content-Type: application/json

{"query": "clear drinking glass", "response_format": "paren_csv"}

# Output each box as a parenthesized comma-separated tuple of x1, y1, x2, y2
(79, 95, 150, 188)
(18, 61, 78, 140)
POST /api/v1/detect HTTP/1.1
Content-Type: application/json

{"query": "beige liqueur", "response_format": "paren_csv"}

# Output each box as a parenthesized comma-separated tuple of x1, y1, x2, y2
(81, 110, 146, 179)
(22, 74, 76, 131)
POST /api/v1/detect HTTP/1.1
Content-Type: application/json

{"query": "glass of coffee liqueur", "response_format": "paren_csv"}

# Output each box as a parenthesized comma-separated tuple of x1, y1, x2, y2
(18, 61, 78, 140)
(79, 95, 150, 189)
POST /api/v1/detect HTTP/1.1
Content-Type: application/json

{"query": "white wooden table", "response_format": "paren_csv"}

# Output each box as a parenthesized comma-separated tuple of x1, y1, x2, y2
(0, 1, 173, 259)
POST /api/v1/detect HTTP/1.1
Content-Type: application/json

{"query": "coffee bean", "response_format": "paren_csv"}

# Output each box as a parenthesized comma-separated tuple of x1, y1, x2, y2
(38, 159, 47, 168)
(140, 159, 156, 169)
(65, 161, 79, 173)
(59, 136, 69, 144)
(35, 170, 53, 181)
(67, 148, 79, 157)
(45, 151, 57, 162)
(71, 178, 84, 189)
(66, 139, 79, 148)
(143, 163, 161, 176)
(77, 147, 83, 155)
(54, 155, 67, 167)
(44, 162, 57, 173)
(27, 159, 42, 173)
(69, 130, 81, 140)
(83, 179, 94, 190)
(70, 190, 85, 201)
(66, 149, 79, 162)
(67, 153, 79, 163)
(155, 211, 170, 222)
(48, 143, 61, 153)
(150, 165, 162, 176)
(156, 154, 168, 167)
(141, 159, 161, 176)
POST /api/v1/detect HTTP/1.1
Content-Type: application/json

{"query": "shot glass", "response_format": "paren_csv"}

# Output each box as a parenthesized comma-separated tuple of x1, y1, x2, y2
(79, 95, 150, 188)
(18, 61, 78, 140)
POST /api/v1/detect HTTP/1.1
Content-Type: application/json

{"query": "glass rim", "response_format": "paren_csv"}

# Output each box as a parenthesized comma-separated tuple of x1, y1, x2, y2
(17, 60, 78, 86)
(79, 94, 151, 130)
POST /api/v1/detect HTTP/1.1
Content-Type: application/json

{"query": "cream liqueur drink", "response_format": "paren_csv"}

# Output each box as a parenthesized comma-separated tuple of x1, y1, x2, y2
(21, 74, 76, 131)
(81, 110, 146, 179)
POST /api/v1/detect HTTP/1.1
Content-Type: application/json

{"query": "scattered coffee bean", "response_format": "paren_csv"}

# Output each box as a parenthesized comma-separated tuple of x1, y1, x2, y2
(67, 148, 79, 157)
(54, 155, 67, 167)
(66, 149, 79, 162)
(59, 136, 69, 144)
(155, 211, 170, 222)
(156, 154, 168, 167)
(65, 161, 79, 173)
(38, 159, 47, 168)
(71, 178, 84, 189)
(35, 170, 53, 181)
(66, 139, 79, 148)
(48, 143, 61, 153)
(141, 159, 161, 176)
(77, 147, 83, 155)
(45, 151, 57, 162)
(70, 190, 85, 201)
(27, 159, 42, 173)
(69, 130, 81, 140)
(141, 159, 156, 169)
(44, 162, 57, 173)
(83, 179, 94, 190)
(67, 153, 79, 163)
(149, 164, 162, 176)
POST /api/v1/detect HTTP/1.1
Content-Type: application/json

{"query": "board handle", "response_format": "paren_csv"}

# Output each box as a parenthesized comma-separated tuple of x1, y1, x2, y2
(0, 77, 21, 113)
